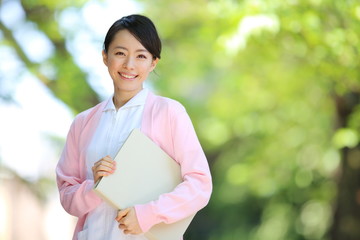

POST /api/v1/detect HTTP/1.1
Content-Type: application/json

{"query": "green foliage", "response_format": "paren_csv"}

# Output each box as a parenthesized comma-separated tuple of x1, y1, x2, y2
(2, 0, 360, 239)
(138, 0, 360, 239)
(0, 0, 99, 113)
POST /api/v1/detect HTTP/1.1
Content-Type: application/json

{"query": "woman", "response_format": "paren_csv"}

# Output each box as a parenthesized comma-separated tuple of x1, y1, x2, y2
(56, 14, 212, 240)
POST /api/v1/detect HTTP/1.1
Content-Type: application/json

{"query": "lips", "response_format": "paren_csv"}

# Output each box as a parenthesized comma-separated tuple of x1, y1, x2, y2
(119, 72, 138, 80)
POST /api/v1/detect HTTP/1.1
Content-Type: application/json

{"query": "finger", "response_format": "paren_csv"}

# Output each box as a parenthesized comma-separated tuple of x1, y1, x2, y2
(101, 155, 115, 164)
(116, 212, 127, 222)
(94, 159, 116, 169)
(95, 164, 116, 174)
(92, 161, 116, 183)
(116, 208, 130, 222)
(119, 223, 126, 229)
(94, 160, 116, 172)
(94, 155, 115, 165)
(103, 155, 115, 162)
(96, 171, 113, 177)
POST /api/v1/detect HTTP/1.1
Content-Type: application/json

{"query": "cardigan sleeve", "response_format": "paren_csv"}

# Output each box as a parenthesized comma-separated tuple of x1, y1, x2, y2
(56, 114, 102, 218)
(135, 101, 212, 232)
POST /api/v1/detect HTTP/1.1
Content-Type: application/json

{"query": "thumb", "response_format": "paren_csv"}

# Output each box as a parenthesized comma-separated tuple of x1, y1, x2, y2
(116, 208, 130, 222)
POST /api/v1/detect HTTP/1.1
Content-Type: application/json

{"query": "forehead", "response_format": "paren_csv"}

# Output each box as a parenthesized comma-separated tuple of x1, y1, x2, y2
(109, 29, 147, 51)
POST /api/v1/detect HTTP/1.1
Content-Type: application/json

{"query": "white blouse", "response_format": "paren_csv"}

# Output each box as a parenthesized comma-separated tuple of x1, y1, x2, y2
(79, 89, 149, 240)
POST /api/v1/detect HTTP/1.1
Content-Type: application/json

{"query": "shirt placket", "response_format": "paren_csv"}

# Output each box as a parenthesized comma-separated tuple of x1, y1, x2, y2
(106, 110, 118, 158)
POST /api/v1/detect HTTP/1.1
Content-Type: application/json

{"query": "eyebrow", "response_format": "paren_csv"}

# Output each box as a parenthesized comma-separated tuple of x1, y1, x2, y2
(113, 46, 149, 53)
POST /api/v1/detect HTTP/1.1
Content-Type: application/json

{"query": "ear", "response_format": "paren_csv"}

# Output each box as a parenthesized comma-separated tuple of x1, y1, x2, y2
(102, 50, 108, 66)
(150, 58, 159, 72)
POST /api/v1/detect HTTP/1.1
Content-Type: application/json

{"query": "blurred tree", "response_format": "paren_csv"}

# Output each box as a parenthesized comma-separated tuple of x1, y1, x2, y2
(137, 0, 360, 239)
(0, 0, 99, 113)
(0, 2, 100, 238)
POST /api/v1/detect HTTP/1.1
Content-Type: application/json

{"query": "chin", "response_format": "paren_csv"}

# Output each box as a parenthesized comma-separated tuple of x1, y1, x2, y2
(115, 85, 143, 93)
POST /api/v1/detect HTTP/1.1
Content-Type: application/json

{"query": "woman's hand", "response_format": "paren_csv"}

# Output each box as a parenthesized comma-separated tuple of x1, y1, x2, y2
(116, 207, 143, 235)
(92, 155, 116, 183)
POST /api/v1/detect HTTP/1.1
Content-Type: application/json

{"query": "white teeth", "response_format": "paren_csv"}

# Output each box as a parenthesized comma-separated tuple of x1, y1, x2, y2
(121, 73, 136, 79)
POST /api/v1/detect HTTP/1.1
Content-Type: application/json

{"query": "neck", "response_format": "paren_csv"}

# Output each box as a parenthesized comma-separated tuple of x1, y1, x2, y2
(113, 88, 142, 110)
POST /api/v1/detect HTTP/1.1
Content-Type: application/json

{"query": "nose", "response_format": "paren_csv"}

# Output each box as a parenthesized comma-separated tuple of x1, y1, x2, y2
(123, 56, 135, 70)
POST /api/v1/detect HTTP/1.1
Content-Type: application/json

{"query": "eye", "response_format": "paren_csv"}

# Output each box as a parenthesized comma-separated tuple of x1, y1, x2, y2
(137, 54, 147, 59)
(115, 51, 125, 56)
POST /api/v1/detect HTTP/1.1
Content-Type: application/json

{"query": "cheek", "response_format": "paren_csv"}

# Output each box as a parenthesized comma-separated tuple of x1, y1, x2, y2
(140, 62, 155, 73)
(107, 57, 123, 68)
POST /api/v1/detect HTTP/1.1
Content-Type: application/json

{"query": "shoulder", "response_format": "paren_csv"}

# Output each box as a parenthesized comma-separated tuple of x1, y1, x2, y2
(148, 92, 186, 114)
(71, 100, 106, 129)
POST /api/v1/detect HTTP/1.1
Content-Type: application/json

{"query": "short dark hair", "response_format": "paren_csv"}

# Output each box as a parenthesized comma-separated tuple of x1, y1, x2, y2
(103, 14, 162, 60)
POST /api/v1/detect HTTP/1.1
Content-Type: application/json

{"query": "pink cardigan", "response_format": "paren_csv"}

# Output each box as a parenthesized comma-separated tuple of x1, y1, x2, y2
(56, 92, 212, 239)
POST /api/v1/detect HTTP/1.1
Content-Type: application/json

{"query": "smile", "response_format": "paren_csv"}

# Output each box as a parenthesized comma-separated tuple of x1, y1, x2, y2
(119, 72, 138, 79)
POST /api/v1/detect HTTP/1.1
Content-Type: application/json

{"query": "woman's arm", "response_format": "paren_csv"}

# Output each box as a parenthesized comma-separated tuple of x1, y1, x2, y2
(56, 118, 102, 218)
(134, 104, 213, 233)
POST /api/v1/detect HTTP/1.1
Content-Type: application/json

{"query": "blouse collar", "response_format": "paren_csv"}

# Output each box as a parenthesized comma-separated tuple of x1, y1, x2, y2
(103, 88, 149, 112)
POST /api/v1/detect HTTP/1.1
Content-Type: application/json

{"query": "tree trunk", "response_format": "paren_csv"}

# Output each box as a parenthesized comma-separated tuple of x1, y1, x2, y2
(330, 93, 360, 240)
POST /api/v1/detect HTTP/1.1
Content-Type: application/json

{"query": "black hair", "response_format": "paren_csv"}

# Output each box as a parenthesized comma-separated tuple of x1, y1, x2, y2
(103, 14, 161, 60)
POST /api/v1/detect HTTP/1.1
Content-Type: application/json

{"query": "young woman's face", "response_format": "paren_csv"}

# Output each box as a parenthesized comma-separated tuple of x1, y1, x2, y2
(102, 29, 158, 95)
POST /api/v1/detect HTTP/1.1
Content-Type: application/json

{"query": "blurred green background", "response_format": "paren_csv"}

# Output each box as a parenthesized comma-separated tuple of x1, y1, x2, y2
(1, 0, 360, 239)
